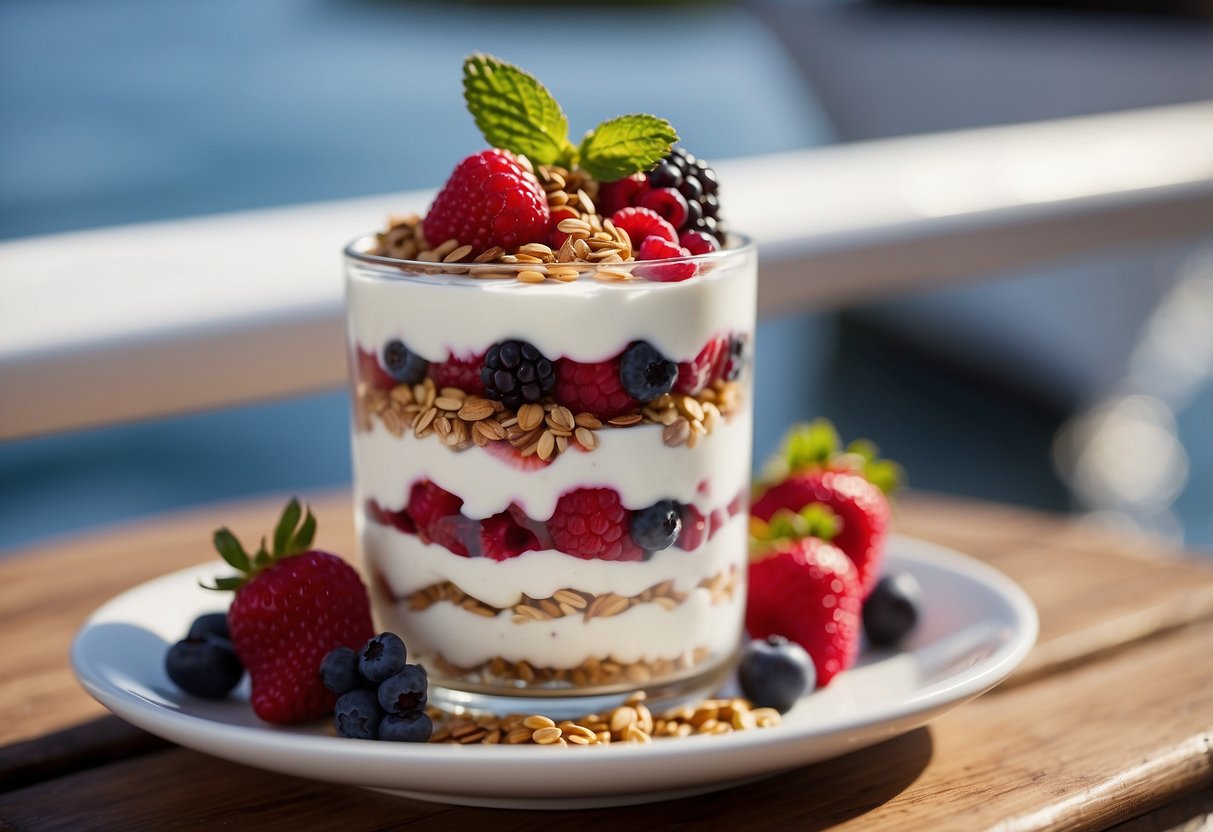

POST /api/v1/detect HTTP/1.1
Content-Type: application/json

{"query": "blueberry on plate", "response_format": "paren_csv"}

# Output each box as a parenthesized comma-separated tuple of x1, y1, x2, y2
(320, 645, 363, 695)
(186, 611, 230, 641)
(379, 711, 433, 743)
(631, 500, 682, 553)
(334, 689, 383, 740)
(863, 572, 922, 647)
(619, 341, 678, 402)
(737, 635, 815, 714)
(165, 634, 244, 699)
(359, 632, 408, 682)
(378, 664, 429, 715)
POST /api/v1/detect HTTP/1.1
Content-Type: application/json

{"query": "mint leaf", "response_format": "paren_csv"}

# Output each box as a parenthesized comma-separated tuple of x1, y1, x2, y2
(578, 114, 678, 182)
(463, 54, 572, 166)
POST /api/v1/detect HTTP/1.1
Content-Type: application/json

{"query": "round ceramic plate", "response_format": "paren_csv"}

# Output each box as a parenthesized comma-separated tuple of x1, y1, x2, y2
(71, 535, 1036, 809)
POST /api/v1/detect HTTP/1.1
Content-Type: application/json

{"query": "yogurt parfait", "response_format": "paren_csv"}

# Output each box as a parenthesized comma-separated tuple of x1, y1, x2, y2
(344, 55, 756, 714)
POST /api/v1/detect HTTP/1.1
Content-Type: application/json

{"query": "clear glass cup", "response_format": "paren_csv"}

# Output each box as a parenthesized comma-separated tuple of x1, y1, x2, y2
(344, 236, 757, 716)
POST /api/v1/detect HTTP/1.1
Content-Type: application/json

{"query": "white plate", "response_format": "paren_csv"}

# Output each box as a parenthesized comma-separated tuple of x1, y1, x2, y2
(71, 535, 1036, 809)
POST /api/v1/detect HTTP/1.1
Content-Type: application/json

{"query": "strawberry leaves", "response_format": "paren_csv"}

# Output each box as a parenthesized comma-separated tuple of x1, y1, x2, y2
(462, 54, 677, 180)
(762, 419, 903, 495)
(204, 498, 317, 592)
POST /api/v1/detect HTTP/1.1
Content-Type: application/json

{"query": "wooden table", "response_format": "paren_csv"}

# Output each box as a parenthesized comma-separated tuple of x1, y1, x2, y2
(2, 492, 1212, 830)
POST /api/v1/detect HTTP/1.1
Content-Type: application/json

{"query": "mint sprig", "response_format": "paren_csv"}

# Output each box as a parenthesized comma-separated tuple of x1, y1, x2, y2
(462, 54, 677, 180)
(578, 114, 679, 182)
(463, 53, 574, 168)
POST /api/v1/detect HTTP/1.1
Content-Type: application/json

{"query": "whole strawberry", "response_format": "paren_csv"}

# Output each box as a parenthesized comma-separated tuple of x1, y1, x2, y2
(752, 421, 901, 597)
(746, 511, 863, 686)
(423, 148, 549, 255)
(206, 500, 374, 724)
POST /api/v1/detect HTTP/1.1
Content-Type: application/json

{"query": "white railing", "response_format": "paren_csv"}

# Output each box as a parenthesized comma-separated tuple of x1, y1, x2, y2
(2, 102, 1211, 441)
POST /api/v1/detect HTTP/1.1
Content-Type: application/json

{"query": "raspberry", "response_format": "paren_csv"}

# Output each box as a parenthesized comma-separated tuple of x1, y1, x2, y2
(746, 537, 862, 686)
(479, 511, 541, 561)
(553, 356, 638, 420)
(353, 348, 396, 392)
(429, 352, 486, 396)
(675, 336, 728, 395)
(423, 149, 550, 255)
(610, 206, 677, 246)
(675, 503, 707, 551)
(639, 187, 689, 229)
(365, 499, 416, 535)
(406, 481, 463, 542)
(598, 172, 650, 215)
(679, 230, 719, 255)
(635, 235, 697, 283)
(547, 488, 642, 561)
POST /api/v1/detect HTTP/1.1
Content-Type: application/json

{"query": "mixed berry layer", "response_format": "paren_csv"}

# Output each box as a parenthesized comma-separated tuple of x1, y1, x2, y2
(366, 483, 745, 562)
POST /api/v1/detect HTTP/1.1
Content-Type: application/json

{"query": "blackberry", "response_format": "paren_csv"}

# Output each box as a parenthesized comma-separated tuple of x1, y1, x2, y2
(649, 147, 726, 245)
(383, 339, 428, 385)
(480, 339, 555, 410)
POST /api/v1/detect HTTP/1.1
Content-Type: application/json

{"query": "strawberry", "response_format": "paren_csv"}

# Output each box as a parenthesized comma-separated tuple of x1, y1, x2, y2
(423, 149, 549, 255)
(207, 500, 374, 724)
(407, 480, 463, 543)
(752, 421, 901, 597)
(746, 533, 862, 687)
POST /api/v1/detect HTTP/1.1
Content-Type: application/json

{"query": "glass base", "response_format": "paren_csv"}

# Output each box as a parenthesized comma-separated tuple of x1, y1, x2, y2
(427, 657, 737, 721)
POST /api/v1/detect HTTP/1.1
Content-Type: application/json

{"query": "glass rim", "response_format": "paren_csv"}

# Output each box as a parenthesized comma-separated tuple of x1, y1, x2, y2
(342, 232, 754, 272)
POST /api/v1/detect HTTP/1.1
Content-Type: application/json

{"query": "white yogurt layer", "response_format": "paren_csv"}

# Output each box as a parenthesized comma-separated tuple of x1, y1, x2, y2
(364, 514, 747, 671)
(381, 586, 744, 670)
(352, 407, 752, 522)
(345, 248, 757, 365)
(365, 512, 747, 610)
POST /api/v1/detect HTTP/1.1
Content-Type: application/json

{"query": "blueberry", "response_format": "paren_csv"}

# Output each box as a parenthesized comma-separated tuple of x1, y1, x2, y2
(383, 339, 428, 385)
(737, 635, 815, 714)
(378, 711, 433, 743)
(619, 341, 677, 401)
(377, 664, 429, 714)
(165, 634, 244, 699)
(320, 645, 363, 695)
(863, 572, 922, 647)
(186, 611, 230, 641)
(334, 689, 382, 740)
(631, 500, 682, 553)
(359, 632, 408, 682)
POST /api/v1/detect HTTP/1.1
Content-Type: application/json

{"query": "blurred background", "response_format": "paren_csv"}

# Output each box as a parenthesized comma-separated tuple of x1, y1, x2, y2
(2, 0, 1211, 552)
